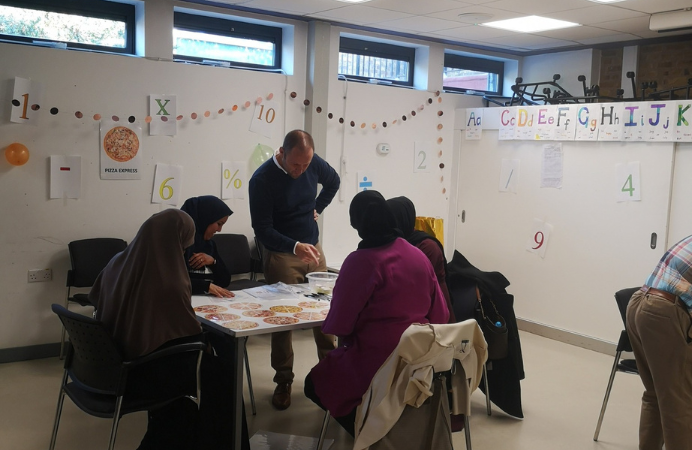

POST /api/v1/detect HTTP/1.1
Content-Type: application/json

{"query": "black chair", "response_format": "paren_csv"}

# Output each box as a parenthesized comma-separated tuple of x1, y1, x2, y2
(49, 304, 205, 450)
(593, 286, 640, 441)
(61, 238, 128, 358)
(212, 234, 265, 290)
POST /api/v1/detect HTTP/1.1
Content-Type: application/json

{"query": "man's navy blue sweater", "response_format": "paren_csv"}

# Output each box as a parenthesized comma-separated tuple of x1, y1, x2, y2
(249, 154, 340, 253)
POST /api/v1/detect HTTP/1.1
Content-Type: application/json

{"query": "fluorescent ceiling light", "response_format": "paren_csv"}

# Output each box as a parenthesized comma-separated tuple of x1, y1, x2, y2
(336, 0, 373, 3)
(482, 15, 580, 33)
(588, 0, 627, 3)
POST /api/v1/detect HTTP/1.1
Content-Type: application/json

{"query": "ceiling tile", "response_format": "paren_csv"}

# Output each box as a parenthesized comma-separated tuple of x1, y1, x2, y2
(483, 33, 577, 49)
(548, 5, 646, 25)
(576, 33, 641, 45)
(426, 5, 524, 24)
(307, 5, 413, 25)
(240, 0, 338, 15)
(366, 0, 475, 15)
(613, 0, 692, 15)
(432, 24, 516, 40)
(373, 15, 463, 33)
(539, 25, 629, 40)
(479, 0, 595, 15)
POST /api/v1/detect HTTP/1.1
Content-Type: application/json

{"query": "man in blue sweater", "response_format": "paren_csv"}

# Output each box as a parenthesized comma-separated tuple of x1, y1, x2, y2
(249, 129, 340, 410)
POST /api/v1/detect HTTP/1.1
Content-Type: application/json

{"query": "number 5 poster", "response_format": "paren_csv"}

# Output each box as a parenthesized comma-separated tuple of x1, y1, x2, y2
(152, 164, 183, 205)
(100, 120, 142, 179)
(526, 218, 553, 258)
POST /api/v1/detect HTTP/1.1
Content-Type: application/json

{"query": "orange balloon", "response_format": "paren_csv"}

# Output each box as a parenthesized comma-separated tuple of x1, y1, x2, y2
(5, 143, 29, 166)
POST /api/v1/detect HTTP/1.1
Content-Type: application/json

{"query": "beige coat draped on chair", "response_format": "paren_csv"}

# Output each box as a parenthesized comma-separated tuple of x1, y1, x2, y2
(354, 320, 488, 450)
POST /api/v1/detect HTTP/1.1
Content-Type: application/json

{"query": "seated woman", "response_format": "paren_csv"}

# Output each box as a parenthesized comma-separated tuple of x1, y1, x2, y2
(304, 190, 449, 436)
(180, 195, 234, 298)
(387, 196, 455, 322)
(90, 209, 249, 450)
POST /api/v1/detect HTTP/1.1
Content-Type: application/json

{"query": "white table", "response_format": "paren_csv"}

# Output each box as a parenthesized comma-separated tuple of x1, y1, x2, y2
(192, 290, 329, 449)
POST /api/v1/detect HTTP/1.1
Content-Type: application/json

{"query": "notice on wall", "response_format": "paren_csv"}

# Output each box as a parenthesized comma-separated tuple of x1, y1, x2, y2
(50, 156, 81, 199)
(149, 94, 177, 136)
(526, 218, 553, 259)
(250, 98, 279, 139)
(11, 77, 44, 125)
(152, 163, 183, 205)
(100, 120, 142, 179)
(413, 141, 431, 173)
(540, 143, 563, 189)
(465, 108, 483, 140)
(499, 159, 519, 193)
(615, 162, 641, 202)
(221, 161, 246, 200)
(357, 170, 375, 192)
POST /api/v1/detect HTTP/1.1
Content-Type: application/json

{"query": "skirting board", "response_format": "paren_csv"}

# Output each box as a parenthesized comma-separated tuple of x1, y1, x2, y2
(0, 343, 60, 364)
(518, 318, 619, 356)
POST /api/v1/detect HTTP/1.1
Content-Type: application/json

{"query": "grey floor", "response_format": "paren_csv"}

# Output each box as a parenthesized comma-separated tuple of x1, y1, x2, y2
(0, 330, 642, 450)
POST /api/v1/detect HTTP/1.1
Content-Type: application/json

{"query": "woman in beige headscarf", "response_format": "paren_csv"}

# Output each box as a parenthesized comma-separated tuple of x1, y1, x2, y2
(90, 209, 249, 450)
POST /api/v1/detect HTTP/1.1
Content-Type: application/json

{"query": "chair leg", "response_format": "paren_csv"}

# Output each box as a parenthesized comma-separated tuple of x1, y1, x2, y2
(593, 350, 622, 441)
(464, 415, 472, 450)
(108, 397, 124, 450)
(483, 362, 491, 416)
(59, 293, 70, 360)
(244, 337, 256, 415)
(316, 410, 330, 450)
(49, 372, 69, 450)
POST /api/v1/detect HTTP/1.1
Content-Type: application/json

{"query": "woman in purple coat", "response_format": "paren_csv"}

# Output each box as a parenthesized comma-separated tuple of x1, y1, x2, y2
(304, 190, 449, 435)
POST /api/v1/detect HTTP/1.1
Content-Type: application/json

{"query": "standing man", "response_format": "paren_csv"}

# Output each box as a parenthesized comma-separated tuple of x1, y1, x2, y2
(249, 129, 340, 410)
(627, 235, 692, 450)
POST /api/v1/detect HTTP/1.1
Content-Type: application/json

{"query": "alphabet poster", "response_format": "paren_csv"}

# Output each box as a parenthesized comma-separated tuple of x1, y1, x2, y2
(149, 94, 177, 136)
(465, 108, 483, 140)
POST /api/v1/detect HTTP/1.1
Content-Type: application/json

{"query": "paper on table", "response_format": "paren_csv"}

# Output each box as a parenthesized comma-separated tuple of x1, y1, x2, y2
(244, 282, 310, 300)
(250, 430, 333, 450)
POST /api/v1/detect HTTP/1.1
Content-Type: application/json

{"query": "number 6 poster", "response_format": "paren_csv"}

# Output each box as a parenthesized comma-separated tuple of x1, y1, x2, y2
(526, 218, 553, 258)
(152, 164, 183, 205)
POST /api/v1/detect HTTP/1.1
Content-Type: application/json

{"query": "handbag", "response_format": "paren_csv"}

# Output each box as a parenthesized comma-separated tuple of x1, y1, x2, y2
(474, 286, 508, 360)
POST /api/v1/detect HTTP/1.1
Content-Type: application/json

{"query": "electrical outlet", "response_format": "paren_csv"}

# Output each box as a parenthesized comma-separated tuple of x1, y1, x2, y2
(28, 268, 52, 283)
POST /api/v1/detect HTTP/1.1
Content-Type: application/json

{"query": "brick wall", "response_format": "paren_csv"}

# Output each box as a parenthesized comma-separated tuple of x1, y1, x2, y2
(637, 40, 692, 98)
(598, 48, 623, 98)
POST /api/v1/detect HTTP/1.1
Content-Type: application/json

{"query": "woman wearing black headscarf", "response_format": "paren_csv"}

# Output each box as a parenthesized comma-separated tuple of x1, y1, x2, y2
(387, 196, 455, 323)
(180, 196, 234, 297)
(304, 190, 449, 435)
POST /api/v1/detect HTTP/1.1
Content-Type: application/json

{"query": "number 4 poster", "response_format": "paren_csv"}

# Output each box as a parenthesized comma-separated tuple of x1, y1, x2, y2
(615, 162, 641, 202)
(152, 164, 183, 205)
(526, 219, 553, 258)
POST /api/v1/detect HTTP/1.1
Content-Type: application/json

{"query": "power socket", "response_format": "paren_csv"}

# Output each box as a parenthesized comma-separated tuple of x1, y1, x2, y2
(28, 268, 52, 283)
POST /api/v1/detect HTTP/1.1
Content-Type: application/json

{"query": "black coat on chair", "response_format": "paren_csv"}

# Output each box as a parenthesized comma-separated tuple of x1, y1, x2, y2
(447, 250, 525, 418)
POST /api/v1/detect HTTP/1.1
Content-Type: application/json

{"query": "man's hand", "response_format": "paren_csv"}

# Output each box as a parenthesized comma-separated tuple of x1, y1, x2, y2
(296, 242, 320, 265)
(314, 210, 319, 221)
(207, 283, 235, 298)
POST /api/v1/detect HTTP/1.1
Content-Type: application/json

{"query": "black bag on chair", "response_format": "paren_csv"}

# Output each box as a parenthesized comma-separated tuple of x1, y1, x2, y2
(474, 286, 508, 360)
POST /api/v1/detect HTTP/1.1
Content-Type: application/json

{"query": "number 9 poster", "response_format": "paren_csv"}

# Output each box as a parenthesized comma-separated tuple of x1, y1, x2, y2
(526, 218, 553, 258)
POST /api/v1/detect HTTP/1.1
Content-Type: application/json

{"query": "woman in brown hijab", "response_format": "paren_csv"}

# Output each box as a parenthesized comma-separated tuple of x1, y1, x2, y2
(90, 209, 249, 450)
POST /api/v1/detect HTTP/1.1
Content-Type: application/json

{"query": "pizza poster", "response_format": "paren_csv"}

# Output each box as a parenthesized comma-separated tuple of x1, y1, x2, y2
(99, 120, 142, 179)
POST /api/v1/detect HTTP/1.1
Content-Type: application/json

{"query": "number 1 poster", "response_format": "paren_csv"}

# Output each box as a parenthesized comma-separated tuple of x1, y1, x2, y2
(11, 77, 44, 125)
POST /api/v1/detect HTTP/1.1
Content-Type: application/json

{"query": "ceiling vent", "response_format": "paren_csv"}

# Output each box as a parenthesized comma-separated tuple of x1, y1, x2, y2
(649, 9, 692, 32)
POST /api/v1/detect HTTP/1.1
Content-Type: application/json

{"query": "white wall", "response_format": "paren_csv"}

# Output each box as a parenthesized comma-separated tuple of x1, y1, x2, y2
(521, 49, 595, 100)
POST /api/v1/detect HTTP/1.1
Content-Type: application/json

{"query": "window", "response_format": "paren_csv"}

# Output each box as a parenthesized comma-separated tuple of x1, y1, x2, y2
(443, 53, 504, 94)
(173, 12, 282, 71)
(338, 37, 414, 87)
(0, 0, 135, 54)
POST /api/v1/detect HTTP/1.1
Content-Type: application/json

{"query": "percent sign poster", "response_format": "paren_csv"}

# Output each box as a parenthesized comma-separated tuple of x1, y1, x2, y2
(221, 161, 246, 200)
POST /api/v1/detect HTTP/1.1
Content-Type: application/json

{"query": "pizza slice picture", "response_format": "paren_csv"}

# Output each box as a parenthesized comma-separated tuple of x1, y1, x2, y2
(243, 310, 275, 318)
(264, 316, 299, 325)
(194, 304, 229, 314)
(227, 302, 262, 310)
(269, 305, 303, 314)
(205, 313, 241, 321)
(294, 311, 328, 321)
(221, 320, 259, 331)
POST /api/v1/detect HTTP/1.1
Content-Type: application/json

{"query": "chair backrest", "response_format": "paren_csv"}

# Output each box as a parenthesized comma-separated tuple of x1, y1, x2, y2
(67, 238, 127, 288)
(212, 234, 252, 276)
(614, 287, 640, 327)
(52, 304, 125, 395)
